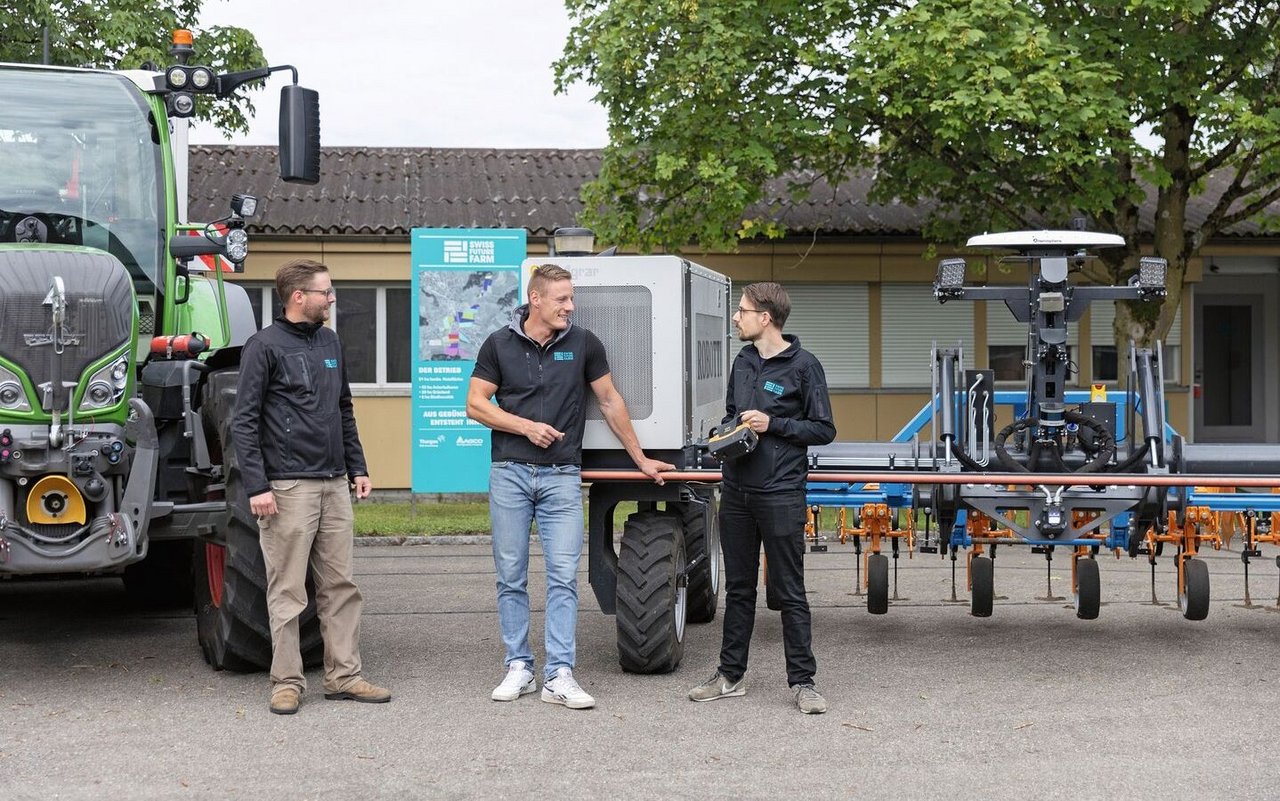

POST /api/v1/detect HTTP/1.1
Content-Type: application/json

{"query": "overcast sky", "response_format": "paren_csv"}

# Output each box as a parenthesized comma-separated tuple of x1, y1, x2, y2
(189, 0, 609, 148)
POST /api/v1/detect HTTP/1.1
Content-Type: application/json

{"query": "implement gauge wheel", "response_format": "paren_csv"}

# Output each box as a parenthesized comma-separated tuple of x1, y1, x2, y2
(867, 553, 889, 615)
(1179, 558, 1211, 621)
(1074, 558, 1101, 620)
(970, 555, 994, 618)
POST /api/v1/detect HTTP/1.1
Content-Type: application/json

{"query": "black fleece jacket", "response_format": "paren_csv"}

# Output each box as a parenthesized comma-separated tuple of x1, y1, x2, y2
(230, 316, 368, 498)
(721, 334, 836, 494)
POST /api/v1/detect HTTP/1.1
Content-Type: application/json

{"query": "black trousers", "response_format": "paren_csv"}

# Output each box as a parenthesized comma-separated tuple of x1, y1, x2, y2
(717, 486, 816, 686)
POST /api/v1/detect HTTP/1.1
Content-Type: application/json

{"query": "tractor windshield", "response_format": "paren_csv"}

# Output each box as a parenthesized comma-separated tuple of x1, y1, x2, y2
(0, 67, 164, 294)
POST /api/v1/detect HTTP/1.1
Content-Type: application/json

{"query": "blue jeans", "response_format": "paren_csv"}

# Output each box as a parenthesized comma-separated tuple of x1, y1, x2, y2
(489, 461, 583, 679)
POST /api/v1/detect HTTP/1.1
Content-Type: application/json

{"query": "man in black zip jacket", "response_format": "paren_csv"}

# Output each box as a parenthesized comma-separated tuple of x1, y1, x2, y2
(688, 281, 836, 714)
(231, 258, 390, 716)
(467, 263, 672, 710)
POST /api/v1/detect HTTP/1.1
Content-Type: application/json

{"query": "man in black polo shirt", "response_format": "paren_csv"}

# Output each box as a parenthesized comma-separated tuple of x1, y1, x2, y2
(466, 263, 672, 709)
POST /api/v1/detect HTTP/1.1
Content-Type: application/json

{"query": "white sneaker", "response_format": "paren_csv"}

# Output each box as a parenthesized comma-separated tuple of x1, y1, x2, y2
(491, 661, 536, 701)
(541, 667, 595, 709)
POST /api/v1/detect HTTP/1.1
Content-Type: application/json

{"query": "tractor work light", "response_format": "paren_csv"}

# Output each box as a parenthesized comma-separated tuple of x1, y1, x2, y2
(231, 193, 258, 219)
(1137, 256, 1168, 291)
(190, 67, 213, 90)
(551, 227, 595, 257)
(165, 65, 215, 93)
(934, 258, 967, 300)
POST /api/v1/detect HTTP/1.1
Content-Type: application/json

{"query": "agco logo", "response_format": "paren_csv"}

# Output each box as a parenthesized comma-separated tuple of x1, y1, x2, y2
(455, 435, 485, 447)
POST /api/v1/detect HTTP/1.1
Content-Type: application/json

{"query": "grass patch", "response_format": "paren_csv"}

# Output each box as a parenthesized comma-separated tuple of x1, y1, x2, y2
(354, 500, 640, 537)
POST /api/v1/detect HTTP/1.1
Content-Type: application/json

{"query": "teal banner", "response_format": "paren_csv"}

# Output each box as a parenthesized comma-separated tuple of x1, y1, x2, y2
(410, 228, 526, 492)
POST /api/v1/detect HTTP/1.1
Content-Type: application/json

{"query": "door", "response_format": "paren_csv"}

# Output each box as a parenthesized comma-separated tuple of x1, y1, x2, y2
(1194, 294, 1264, 442)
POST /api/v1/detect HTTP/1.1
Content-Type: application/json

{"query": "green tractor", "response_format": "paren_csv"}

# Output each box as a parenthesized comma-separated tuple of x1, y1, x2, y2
(0, 31, 321, 670)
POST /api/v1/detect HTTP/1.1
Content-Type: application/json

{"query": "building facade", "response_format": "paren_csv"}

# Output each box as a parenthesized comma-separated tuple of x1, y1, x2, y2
(190, 146, 1280, 489)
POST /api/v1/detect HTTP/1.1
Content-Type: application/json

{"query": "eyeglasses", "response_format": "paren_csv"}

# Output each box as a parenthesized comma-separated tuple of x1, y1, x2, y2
(735, 307, 766, 315)
(300, 288, 337, 298)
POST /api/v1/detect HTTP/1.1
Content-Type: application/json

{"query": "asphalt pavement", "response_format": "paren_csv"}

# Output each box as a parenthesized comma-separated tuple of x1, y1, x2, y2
(4, 537, 1280, 800)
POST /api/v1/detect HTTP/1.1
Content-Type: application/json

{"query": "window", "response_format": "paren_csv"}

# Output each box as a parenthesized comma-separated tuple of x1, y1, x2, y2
(238, 282, 410, 387)
(988, 344, 1027, 382)
(781, 284, 870, 389)
(881, 284, 974, 387)
(242, 283, 282, 327)
(1089, 301, 1181, 383)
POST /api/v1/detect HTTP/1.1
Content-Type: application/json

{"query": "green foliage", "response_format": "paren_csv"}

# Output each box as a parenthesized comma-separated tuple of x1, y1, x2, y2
(0, 1, 266, 134)
(354, 500, 640, 537)
(558, 0, 1280, 346)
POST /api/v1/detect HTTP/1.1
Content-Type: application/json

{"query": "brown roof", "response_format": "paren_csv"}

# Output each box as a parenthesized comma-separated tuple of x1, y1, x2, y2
(190, 146, 600, 237)
(189, 145, 1278, 240)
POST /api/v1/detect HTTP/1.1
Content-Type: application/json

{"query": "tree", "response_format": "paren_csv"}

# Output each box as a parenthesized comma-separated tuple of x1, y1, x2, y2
(0, 1, 266, 134)
(557, 0, 1280, 354)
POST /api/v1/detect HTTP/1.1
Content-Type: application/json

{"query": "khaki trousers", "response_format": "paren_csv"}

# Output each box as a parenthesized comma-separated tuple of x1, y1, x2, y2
(258, 476, 364, 694)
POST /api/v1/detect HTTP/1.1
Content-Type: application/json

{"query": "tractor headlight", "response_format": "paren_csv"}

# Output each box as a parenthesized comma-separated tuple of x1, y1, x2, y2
(0, 365, 31, 412)
(79, 352, 131, 412)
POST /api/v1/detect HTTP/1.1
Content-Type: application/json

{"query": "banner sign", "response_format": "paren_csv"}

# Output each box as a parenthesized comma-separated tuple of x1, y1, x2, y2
(410, 228, 525, 492)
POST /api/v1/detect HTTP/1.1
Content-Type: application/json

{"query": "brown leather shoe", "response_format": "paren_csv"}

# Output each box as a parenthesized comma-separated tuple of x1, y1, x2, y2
(270, 687, 300, 715)
(324, 677, 391, 703)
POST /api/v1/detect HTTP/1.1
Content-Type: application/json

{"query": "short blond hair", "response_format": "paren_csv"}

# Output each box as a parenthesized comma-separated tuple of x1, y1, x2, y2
(527, 263, 572, 298)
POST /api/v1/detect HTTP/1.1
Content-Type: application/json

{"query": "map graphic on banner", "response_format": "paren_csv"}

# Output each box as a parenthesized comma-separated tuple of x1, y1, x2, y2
(411, 228, 526, 493)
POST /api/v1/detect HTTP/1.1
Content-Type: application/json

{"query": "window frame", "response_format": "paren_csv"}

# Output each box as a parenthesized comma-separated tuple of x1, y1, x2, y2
(238, 281, 411, 394)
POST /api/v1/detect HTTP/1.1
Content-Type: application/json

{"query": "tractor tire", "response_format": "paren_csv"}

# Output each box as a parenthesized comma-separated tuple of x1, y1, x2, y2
(194, 390, 322, 672)
(123, 539, 195, 608)
(678, 498, 720, 624)
(616, 510, 688, 674)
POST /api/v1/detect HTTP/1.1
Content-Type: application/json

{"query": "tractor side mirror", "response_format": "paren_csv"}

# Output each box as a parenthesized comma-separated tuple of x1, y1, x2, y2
(279, 84, 320, 184)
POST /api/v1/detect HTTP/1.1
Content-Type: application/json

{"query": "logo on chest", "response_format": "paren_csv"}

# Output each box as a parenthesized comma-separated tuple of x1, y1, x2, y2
(553, 351, 575, 361)
(763, 380, 784, 396)
(324, 358, 338, 369)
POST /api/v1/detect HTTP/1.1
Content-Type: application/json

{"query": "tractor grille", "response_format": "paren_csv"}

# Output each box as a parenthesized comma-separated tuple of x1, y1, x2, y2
(0, 249, 134, 405)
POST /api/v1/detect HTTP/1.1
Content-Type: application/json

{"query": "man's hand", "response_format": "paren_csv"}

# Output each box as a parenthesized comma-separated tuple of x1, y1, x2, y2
(249, 490, 277, 517)
(740, 409, 771, 433)
(353, 475, 373, 499)
(525, 421, 566, 449)
(637, 456, 676, 485)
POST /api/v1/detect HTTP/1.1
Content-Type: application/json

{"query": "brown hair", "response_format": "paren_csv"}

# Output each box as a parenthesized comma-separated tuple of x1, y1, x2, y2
(527, 263, 572, 299)
(275, 258, 330, 304)
(743, 282, 791, 328)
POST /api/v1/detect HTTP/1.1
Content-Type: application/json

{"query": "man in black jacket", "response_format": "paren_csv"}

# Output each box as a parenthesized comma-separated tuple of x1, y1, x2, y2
(688, 282, 836, 714)
(231, 258, 390, 716)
